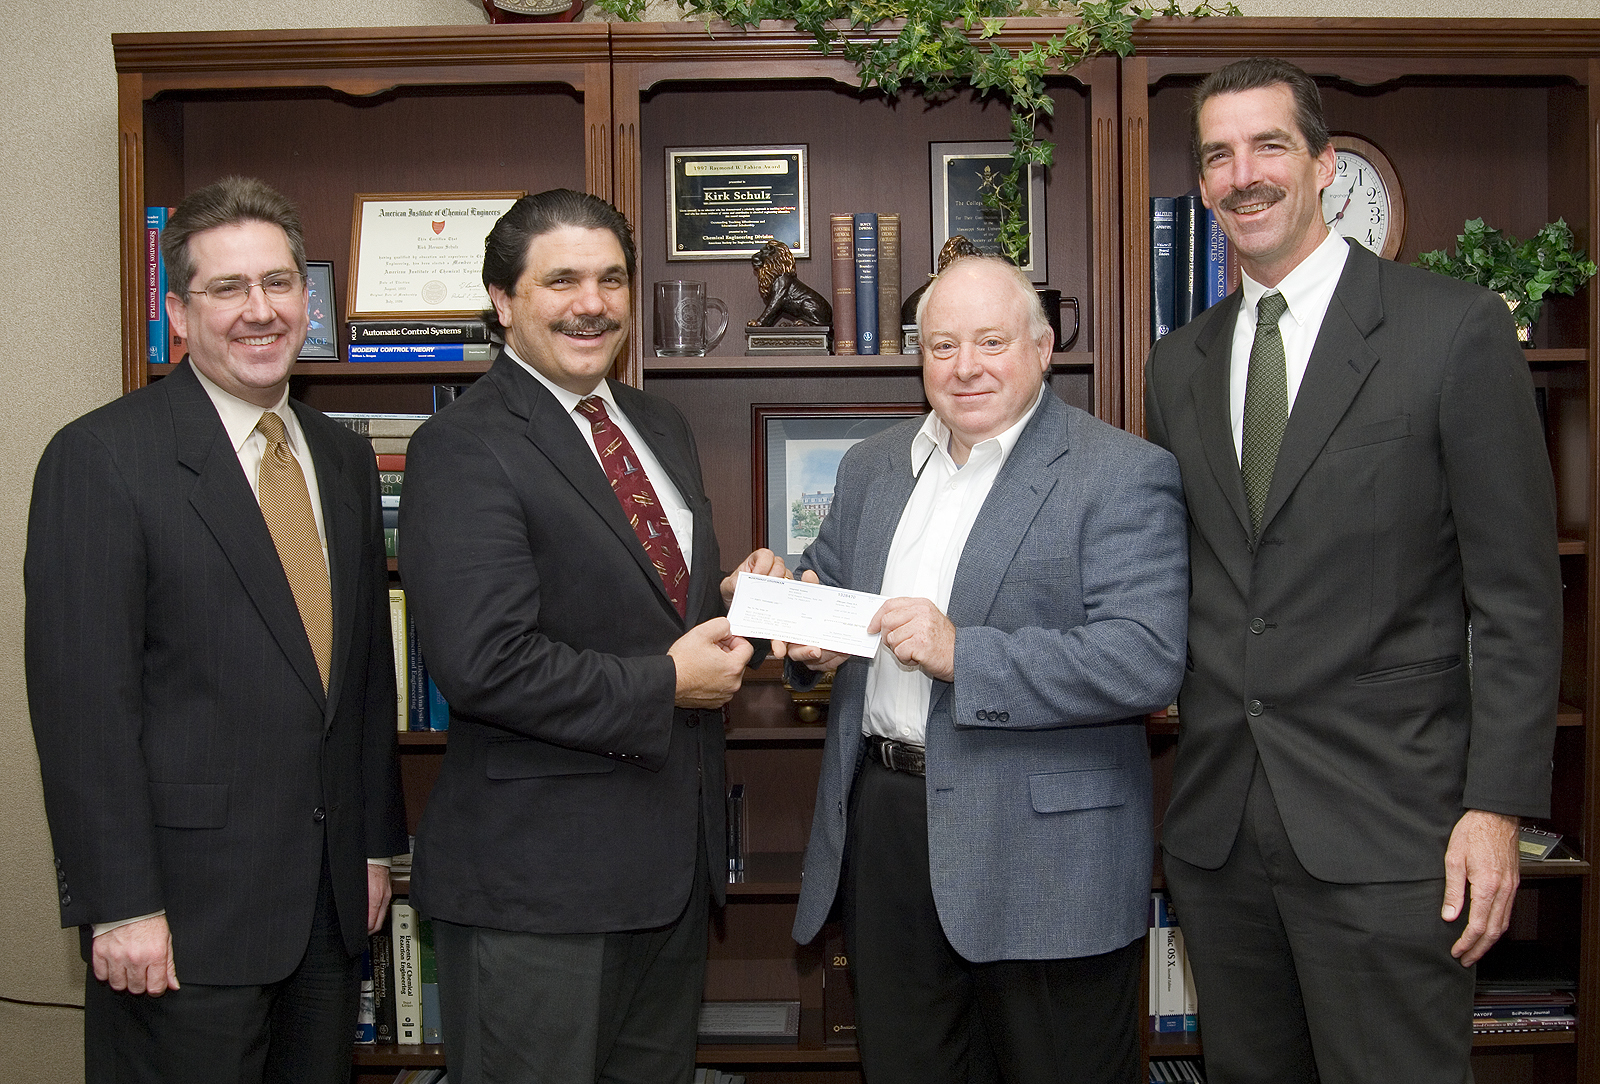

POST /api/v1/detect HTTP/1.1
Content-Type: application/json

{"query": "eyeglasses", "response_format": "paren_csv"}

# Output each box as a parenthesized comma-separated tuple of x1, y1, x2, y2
(188, 272, 305, 307)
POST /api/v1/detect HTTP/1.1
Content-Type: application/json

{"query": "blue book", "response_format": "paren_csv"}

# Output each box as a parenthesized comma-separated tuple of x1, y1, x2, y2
(348, 343, 494, 362)
(1153, 893, 1185, 1033)
(145, 207, 169, 365)
(1149, 198, 1176, 341)
(426, 674, 450, 731)
(1173, 195, 1202, 328)
(853, 212, 879, 355)
(1203, 208, 1230, 310)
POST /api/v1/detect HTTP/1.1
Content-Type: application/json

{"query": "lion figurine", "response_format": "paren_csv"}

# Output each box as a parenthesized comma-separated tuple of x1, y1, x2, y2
(748, 239, 832, 328)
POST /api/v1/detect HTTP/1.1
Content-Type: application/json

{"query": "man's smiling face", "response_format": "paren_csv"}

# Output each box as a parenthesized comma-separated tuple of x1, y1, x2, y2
(489, 225, 631, 395)
(1196, 83, 1337, 287)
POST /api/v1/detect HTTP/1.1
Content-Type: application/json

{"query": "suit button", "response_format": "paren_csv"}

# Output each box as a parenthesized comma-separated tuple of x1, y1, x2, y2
(686, 713, 700, 729)
(998, 712, 1010, 722)
(60, 893, 71, 905)
(975, 710, 986, 721)
(313, 807, 326, 823)
(1250, 618, 1266, 634)
(1248, 700, 1263, 717)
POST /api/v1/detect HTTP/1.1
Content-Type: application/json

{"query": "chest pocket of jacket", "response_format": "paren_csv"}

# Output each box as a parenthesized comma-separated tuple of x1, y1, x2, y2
(1029, 766, 1127, 814)
(1324, 414, 1410, 453)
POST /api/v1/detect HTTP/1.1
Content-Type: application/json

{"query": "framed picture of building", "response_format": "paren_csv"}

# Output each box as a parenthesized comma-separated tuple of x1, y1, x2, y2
(753, 403, 926, 568)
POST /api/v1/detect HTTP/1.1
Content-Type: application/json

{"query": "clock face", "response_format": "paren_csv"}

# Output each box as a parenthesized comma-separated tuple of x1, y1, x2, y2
(1321, 136, 1405, 260)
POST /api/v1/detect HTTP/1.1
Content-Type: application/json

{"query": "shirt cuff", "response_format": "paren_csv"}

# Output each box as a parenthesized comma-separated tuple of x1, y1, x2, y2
(91, 910, 164, 938)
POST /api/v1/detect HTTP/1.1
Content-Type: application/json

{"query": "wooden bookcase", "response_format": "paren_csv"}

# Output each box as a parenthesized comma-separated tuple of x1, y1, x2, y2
(111, 17, 1600, 1084)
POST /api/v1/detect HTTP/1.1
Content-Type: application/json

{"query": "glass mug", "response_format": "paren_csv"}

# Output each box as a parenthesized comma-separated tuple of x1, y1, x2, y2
(653, 280, 729, 357)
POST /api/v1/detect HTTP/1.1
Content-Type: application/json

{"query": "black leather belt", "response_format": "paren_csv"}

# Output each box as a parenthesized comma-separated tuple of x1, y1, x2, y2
(865, 734, 926, 777)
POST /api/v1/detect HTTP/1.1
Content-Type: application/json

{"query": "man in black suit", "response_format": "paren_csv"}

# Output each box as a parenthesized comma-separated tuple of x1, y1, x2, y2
(398, 189, 783, 1084)
(1144, 58, 1561, 1083)
(26, 176, 407, 1084)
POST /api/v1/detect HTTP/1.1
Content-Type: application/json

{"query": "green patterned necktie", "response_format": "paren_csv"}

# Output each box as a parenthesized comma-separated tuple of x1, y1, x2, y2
(1241, 291, 1289, 536)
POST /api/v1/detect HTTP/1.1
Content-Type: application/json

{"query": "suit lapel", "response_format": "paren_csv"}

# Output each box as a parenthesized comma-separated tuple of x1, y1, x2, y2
(946, 395, 1064, 630)
(490, 357, 678, 621)
(854, 435, 920, 596)
(299, 404, 359, 724)
(1258, 243, 1384, 536)
(169, 364, 327, 705)
(1187, 291, 1254, 543)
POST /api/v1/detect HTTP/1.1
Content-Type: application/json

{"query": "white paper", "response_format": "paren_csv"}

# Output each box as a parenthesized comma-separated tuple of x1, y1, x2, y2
(727, 573, 884, 658)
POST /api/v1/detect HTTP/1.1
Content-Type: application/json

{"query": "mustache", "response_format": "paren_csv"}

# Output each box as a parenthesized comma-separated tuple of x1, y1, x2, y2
(550, 316, 623, 335)
(1220, 183, 1286, 211)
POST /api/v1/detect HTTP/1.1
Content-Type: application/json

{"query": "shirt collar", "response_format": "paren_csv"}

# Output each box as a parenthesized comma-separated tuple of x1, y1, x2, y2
(1240, 230, 1349, 326)
(505, 346, 619, 419)
(190, 363, 294, 454)
(911, 384, 1046, 477)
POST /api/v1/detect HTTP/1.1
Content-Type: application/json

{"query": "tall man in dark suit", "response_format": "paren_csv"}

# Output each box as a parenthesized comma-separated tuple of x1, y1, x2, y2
(1144, 58, 1562, 1084)
(785, 255, 1189, 1083)
(26, 176, 407, 1084)
(398, 189, 784, 1084)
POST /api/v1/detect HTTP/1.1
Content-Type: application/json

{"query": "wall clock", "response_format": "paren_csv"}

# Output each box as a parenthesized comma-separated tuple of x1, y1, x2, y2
(1322, 134, 1405, 260)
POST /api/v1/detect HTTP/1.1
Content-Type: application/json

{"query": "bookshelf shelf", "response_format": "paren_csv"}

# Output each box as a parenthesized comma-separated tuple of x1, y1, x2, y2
(643, 353, 1096, 375)
(1473, 1029, 1579, 1047)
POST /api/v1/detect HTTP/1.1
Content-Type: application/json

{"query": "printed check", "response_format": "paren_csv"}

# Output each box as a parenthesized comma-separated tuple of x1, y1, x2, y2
(727, 573, 885, 658)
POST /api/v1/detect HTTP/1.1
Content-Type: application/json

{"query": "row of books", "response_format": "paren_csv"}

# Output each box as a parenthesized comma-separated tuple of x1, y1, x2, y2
(346, 319, 495, 363)
(1150, 194, 1238, 341)
(385, 1073, 448, 1084)
(829, 211, 904, 356)
(359, 901, 442, 1047)
(1148, 891, 1197, 1034)
(694, 1072, 747, 1083)
(1473, 940, 1578, 1035)
(1149, 1057, 1206, 1082)
(389, 589, 449, 732)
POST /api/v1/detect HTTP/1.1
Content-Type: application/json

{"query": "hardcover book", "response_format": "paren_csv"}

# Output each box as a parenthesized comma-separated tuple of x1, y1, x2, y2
(877, 212, 902, 355)
(852, 212, 879, 355)
(1149, 198, 1176, 342)
(830, 213, 857, 356)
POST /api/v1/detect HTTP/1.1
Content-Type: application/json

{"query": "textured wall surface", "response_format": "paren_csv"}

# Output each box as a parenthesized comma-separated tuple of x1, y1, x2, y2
(0, 0, 1585, 1079)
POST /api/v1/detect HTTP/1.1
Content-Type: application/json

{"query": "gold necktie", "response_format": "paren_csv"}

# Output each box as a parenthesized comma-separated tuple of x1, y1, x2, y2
(256, 411, 332, 690)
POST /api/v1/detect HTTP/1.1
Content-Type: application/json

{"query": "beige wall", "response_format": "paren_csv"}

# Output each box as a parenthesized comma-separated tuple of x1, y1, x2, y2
(0, 0, 1586, 1079)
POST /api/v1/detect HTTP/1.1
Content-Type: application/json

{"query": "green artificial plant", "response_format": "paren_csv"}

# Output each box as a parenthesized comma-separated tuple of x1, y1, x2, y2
(595, 0, 1237, 264)
(1415, 218, 1597, 335)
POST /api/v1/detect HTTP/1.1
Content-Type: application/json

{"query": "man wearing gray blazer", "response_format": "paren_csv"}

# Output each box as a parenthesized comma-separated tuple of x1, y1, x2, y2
(786, 255, 1188, 1083)
(1144, 59, 1561, 1084)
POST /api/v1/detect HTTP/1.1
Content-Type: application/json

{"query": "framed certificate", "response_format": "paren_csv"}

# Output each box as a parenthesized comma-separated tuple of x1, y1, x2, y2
(347, 192, 522, 319)
(753, 403, 925, 568)
(929, 142, 1047, 281)
(668, 146, 809, 260)
(299, 261, 337, 360)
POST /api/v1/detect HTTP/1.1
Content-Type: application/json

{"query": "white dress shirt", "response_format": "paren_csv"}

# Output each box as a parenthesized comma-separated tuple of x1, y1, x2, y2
(1229, 229, 1350, 463)
(861, 387, 1045, 746)
(508, 350, 694, 570)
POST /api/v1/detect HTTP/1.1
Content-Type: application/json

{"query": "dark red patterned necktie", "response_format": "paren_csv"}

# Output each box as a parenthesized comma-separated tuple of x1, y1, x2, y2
(578, 396, 689, 618)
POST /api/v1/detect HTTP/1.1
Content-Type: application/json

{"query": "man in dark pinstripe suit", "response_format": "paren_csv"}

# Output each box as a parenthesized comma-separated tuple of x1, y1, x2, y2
(25, 176, 407, 1084)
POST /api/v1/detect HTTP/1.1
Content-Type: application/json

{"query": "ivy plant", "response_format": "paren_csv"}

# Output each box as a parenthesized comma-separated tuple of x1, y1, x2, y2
(1416, 218, 1597, 333)
(595, 0, 1237, 264)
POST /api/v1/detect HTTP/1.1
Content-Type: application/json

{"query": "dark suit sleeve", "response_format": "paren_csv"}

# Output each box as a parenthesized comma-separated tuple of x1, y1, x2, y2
(25, 425, 163, 928)
(399, 414, 678, 767)
(352, 447, 407, 861)
(1440, 289, 1562, 817)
